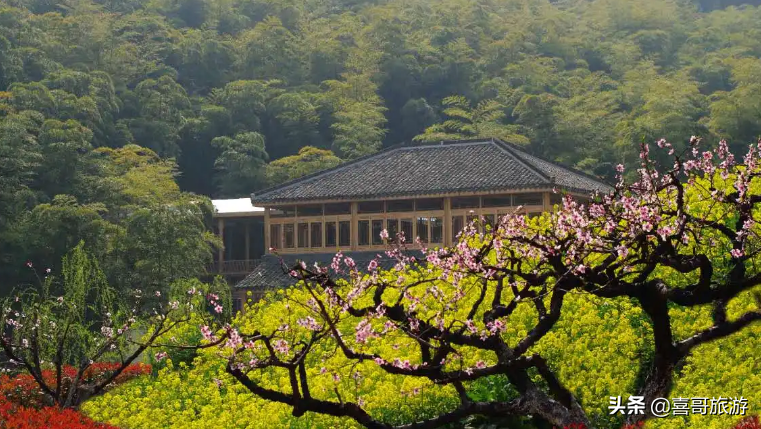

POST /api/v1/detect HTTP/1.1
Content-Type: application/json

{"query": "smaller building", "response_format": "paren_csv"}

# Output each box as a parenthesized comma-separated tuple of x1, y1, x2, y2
(233, 138, 612, 309)
(209, 198, 265, 289)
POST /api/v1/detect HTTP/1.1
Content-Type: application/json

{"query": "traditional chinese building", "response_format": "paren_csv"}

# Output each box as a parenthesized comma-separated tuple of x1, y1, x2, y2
(229, 138, 611, 309)
(209, 198, 265, 275)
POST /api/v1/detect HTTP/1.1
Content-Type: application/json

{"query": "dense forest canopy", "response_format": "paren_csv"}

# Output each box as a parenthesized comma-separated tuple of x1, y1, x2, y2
(3, 0, 761, 288)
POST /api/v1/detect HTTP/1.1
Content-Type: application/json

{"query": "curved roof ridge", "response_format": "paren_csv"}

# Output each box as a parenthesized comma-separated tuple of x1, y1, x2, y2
(493, 138, 612, 187)
(489, 138, 553, 184)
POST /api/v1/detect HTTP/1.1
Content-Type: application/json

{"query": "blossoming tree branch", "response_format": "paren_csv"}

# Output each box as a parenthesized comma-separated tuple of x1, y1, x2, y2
(215, 137, 761, 428)
(0, 242, 229, 408)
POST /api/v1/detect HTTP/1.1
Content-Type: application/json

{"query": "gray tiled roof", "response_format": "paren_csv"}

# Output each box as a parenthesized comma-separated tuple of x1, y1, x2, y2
(235, 251, 419, 290)
(251, 138, 612, 204)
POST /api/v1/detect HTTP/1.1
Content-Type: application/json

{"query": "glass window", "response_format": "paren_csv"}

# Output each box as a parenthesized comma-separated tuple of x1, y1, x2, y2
(401, 219, 413, 243)
(482, 195, 512, 208)
(269, 224, 282, 249)
(514, 193, 543, 206)
(430, 217, 443, 243)
(416, 217, 428, 242)
(326, 222, 337, 247)
(298, 223, 309, 248)
(310, 223, 322, 248)
(339, 221, 351, 247)
(270, 206, 296, 218)
(358, 220, 370, 245)
(325, 203, 351, 215)
(233, 298, 243, 314)
(387, 218, 398, 241)
(284, 224, 295, 248)
(452, 215, 464, 241)
(358, 201, 384, 214)
(451, 196, 480, 209)
(386, 199, 414, 212)
(415, 198, 444, 211)
(298, 204, 323, 216)
(372, 220, 384, 245)
(550, 193, 564, 206)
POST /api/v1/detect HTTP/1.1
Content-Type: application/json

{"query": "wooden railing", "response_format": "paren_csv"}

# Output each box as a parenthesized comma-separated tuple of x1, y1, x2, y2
(207, 259, 261, 275)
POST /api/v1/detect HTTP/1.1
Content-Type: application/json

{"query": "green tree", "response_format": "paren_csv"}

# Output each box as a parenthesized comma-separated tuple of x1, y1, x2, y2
(35, 119, 93, 198)
(118, 199, 219, 292)
(708, 57, 761, 151)
(0, 241, 226, 407)
(211, 131, 269, 197)
(325, 74, 387, 159)
(265, 146, 341, 185)
(237, 16, 305, 84)
(415, 95, 528, 144)
(128, 76, 191, 157)
(262, 92, 323, 159)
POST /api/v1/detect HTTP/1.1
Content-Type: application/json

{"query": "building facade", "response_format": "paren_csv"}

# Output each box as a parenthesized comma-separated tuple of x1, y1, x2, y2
(227, 138, 611, 309)
(208, 198, 266, 311)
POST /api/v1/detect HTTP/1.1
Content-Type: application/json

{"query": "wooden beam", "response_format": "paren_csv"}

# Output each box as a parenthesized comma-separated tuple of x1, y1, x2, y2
(350, 202, 358, 251)
(264, 208, 271, 253)
(255, 188, 559, 207)
(444, 197, 452, 247)
(217, 218, 225, 270)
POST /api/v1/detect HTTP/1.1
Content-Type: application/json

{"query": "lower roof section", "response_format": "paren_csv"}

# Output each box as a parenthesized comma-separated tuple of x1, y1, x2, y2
(235, 251, 419, 290)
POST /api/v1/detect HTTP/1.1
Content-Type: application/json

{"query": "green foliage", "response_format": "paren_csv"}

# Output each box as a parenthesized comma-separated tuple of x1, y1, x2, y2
(265, 146, 341, 185)
(416, 95, 529, 144)
(81, 280, 760, 428)
(210, 131, 269, 197)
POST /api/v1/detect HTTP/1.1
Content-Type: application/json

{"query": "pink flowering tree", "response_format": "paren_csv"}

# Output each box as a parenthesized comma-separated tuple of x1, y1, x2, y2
(216, 137, 761, 428)
(0, 241, 228, 408)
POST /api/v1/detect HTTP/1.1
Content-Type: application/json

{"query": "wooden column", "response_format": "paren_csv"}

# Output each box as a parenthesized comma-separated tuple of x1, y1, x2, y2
(444, 197, 452, 247)
(245, 221, 250, 260)
(217, 218, 225, 271)
(263, 208, 271, 252)
(350, 202, 358, 251)
(543, 191, 551, 212)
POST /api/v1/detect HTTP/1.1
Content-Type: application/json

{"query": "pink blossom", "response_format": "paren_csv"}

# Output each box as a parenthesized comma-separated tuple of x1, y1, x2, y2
(201, 325, 216, 341)
(297, 316, 321, 331)
(226, 328, 243, 349)
(731, 249, 744, 258)
(273, 339, 289, 354)
(355, 319, 375, 344)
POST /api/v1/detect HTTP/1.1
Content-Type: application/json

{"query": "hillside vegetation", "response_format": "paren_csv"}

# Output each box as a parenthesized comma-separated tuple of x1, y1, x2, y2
(3, 0, 761, 285)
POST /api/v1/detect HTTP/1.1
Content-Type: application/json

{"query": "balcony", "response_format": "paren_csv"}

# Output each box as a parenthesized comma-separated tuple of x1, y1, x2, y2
(207, 259, 261, 276)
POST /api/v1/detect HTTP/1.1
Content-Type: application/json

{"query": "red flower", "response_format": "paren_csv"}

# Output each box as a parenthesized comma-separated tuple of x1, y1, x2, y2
(0, 362, 150, 408)
(735, 416, 761, 429)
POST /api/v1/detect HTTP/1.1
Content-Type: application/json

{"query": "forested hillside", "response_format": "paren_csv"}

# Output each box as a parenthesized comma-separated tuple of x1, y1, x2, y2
(2, 0, 761, 288)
